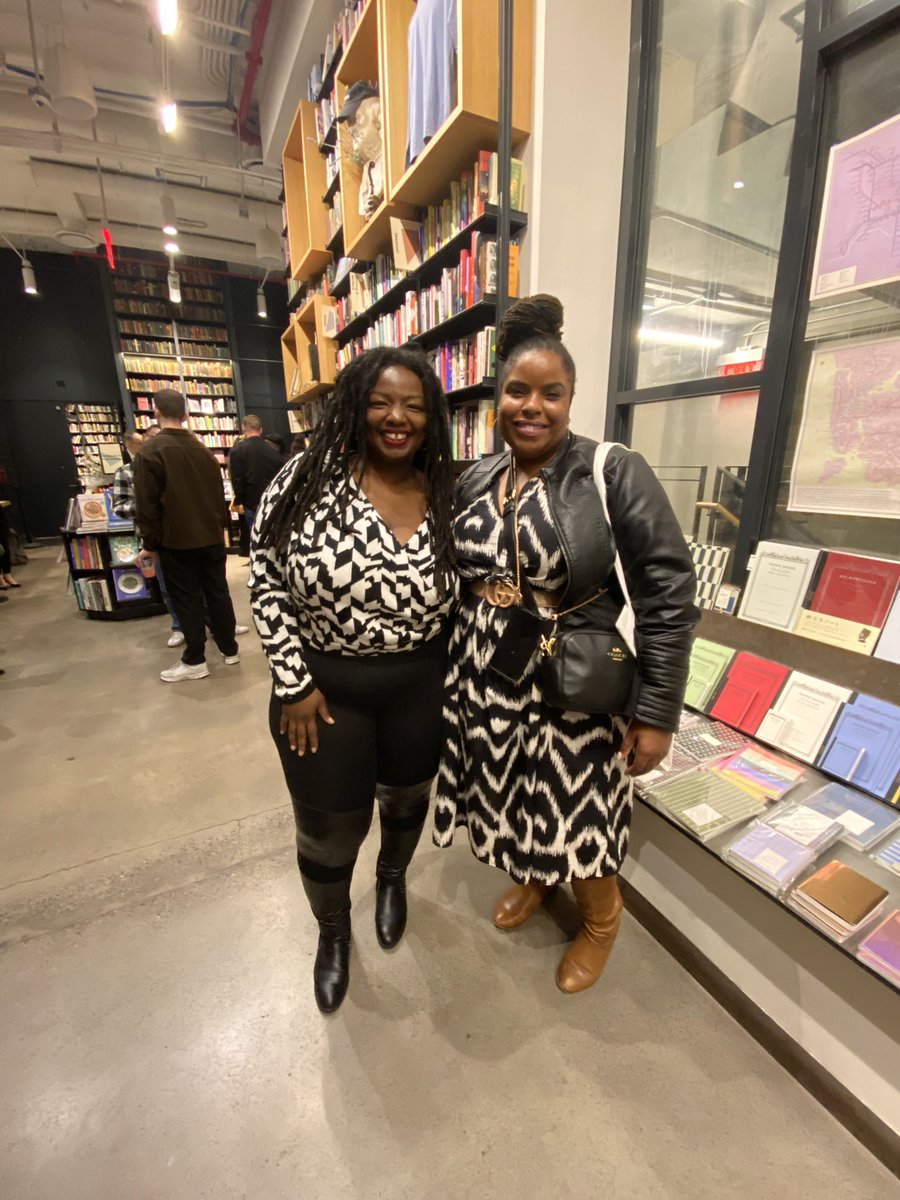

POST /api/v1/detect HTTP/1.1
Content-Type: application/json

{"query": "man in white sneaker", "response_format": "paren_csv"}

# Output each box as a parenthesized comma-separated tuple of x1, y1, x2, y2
(134, 388, 240, 682)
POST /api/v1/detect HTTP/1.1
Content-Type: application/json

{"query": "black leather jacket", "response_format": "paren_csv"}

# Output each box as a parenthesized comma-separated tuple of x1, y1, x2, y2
(456, 433, 700, 732)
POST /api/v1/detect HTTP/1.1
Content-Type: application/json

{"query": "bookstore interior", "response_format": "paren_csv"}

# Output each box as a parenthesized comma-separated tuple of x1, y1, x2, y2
(1, 0, 899, 1164)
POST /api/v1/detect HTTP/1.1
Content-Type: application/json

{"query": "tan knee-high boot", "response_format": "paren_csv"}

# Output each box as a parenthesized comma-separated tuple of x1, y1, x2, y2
(556, 876, 623, 993)
(493, 881, 556, 930)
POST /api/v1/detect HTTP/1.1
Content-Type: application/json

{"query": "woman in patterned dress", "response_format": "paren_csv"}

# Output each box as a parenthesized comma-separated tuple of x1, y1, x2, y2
(434, 296, 698, 993)
(251, 347, 455, 1013)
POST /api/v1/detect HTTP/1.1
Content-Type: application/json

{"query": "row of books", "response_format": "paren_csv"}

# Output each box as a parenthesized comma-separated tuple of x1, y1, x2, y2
(410, 152, 525, 263)
(130, 380, 235, 397)
(185, 398, 237, 415)
(326, 191, 343, 242)
(68, 421, 120, 434)
(325, 148, 339, 190)
(118, 319, 228, 343)
(116, 300, 224, 324)
(686, 638, 900, 802)
(196, 432, 236, 450)
(66, 404, 117, 418)
(120, 338, 229, 360)
(335, 255, 408, 330)
(123, 356, 232, 379)
(290, 393, 327, 433)
(69, 535, 104, 569)
(450, 400, 495, 461)
(317, 87, 337, 148)
(115, 264, 219, 288)
(73, 576, 112, 612)
(64, 492, 129, 533)
(187, 416, 240, 433)
(427, 328, 497, 394)
(737, 542, 900, 660)
(307, 0, 367, 100)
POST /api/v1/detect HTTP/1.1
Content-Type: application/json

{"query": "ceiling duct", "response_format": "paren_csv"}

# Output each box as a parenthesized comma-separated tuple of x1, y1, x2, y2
(44, 44, 98, 123)
(255, 226, 282, 269)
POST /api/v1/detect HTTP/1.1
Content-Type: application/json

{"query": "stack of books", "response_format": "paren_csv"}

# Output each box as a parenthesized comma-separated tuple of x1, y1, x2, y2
(857, 910, 900, 984)
(802, 783, 900, 851)
(763, 797, 844, 853)
(724, 822, 817, 896)
(647, 773, 768, 842)
(789, 860, 888, 942)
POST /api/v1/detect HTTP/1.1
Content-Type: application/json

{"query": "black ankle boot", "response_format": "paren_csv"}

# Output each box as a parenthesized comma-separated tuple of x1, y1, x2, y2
(313, 911, 351, 1013)
(375, 865, 407, 950)
(374, 781, 431, 950)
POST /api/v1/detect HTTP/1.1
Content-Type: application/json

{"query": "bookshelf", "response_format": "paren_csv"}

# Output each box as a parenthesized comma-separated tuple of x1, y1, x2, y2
(110, 259, 243, 550)
(279, 0, 534, 462)
(281, 294, 338, 403)
(60, 522, 166, 621)
(65, 403, 125, 486)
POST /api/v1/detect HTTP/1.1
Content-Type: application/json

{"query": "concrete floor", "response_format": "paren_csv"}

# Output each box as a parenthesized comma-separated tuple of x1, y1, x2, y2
(2, 548, 898, 1200)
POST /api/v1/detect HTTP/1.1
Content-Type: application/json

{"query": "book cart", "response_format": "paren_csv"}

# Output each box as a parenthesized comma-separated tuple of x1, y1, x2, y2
(60, 523, 166, 622)
(635, 589, 900, 995)
(109, 258, 244, 551)
(280, 0, 533, 459)
(65, 403, 125, 486)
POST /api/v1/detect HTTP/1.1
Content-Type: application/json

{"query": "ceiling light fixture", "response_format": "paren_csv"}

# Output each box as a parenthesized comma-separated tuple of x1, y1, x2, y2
(637, 328, 723, 350)
(167, 255, 181, 304)
(257, 270, 270, 319)
(1, 233, 39, 295)
(733, 180, 745, 190)
(163, 239, 180, 254)
(161, 193, 178, 236)
(160, 92, 177, 134)
(44, 43, 98, 122)
(158, 0, 178, 36)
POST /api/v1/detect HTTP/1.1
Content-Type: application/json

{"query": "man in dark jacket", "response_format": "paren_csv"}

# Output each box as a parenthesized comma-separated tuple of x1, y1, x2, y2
(229, 415, 286, 538)
(134, 388, 239, 683)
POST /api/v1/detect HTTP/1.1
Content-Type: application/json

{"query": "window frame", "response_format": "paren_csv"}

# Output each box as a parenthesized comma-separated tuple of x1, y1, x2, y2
(606, 0, 900, 580)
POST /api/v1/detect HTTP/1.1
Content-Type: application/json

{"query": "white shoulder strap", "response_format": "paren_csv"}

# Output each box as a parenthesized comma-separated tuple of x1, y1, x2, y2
(593, 442, 637, 657)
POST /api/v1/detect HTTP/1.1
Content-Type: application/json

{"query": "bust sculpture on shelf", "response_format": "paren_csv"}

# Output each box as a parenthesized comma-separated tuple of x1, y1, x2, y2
(337, 80, 384, 220)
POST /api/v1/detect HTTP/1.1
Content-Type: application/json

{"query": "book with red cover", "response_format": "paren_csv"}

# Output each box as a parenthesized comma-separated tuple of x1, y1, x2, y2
(708, 652, 790, 735)
(808, 552, 900, 627)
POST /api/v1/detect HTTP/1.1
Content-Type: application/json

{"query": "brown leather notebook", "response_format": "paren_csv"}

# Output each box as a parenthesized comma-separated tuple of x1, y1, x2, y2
(796, 860, 888, 926)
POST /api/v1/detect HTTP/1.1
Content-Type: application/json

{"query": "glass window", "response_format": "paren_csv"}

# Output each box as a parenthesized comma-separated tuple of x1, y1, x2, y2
(829, 1, 877, 20)
(772, 24, 900, 556)
(634, 0, 804, 389)
(629, 391, 760, 559)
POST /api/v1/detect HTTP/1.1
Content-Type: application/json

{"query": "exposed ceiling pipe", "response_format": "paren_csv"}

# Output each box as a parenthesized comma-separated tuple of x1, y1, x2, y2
(0, 124, 281, 187)
(185, 11, 251, 38)
(184, 32, 247, 57)
(237, 0, 271, 145)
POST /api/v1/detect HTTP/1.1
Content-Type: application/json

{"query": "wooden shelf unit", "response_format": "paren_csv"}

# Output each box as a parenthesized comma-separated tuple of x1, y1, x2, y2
(284, 100, 333, 282)
(282, 294, 338, 403)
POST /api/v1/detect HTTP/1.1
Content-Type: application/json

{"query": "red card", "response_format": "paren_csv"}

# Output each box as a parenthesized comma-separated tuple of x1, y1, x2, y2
(709, 652, 790, 735)
(809, 553, 900, 628)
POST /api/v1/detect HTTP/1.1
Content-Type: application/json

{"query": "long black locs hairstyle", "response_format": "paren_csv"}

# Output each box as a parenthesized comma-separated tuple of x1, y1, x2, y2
(256, 345, 456, 596)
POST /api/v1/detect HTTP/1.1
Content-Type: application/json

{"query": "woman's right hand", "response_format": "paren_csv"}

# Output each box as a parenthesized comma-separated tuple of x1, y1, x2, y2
(280, 690, 335, 756)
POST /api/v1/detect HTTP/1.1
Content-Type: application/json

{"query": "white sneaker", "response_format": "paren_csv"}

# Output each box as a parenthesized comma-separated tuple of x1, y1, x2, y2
(235, 624, 250, 636)
(160, 661, 210, 683)
(223, 654, 240, 666)
(167, 631, 185, 648)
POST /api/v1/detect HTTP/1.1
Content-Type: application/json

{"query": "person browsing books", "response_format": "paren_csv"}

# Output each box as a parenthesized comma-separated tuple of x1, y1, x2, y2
(250, 347, 455, 1013)
(229, 415, 286, 540)
(133, 388, 240, 683)
(433, 295, 699, 994)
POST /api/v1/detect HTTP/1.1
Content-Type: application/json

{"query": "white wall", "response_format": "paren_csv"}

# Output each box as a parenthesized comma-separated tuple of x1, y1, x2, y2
(520, 0, 631, 439)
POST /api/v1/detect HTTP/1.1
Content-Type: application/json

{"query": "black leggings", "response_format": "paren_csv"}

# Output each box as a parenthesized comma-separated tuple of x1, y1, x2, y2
(269, 636, 446, 813)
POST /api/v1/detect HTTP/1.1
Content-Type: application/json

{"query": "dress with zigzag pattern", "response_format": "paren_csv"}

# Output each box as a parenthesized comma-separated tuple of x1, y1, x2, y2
(433, 474, 633, 884)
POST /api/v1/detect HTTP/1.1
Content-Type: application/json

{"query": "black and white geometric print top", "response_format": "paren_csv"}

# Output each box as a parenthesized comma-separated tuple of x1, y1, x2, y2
(454, 475, 568, 591)
(250, 459, 453, 702)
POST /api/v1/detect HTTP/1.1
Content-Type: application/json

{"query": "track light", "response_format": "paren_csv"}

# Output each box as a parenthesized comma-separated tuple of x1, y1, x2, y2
(257, 286, 267, 319)
(163, 239, 180, 254)
(167, 268, 181, 304)
(158, 0, 178, 36)
(21, 257, 38, 295)
(160, 193, 178, 236)
(160, 93, 177, 134)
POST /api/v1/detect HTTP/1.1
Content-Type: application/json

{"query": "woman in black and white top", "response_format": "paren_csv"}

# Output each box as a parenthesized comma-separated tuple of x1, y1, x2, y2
(251, 347, 455, 1013)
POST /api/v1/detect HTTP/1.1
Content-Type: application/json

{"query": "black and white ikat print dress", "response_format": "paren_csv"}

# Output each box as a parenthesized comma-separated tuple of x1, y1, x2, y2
(433, 476, 633, 885)
(250, 461, 452, 702)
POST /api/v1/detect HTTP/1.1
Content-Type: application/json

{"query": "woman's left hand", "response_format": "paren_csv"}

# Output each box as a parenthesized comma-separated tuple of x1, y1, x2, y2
(619, 720, 672, 777)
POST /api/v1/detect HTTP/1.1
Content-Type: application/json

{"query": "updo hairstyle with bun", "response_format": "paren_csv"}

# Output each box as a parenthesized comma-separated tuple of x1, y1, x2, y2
(495, 294, 576, 391)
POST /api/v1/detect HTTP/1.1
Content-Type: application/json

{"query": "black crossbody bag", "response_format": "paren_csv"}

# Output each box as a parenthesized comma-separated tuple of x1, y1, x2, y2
(488, 446, 640, 717)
